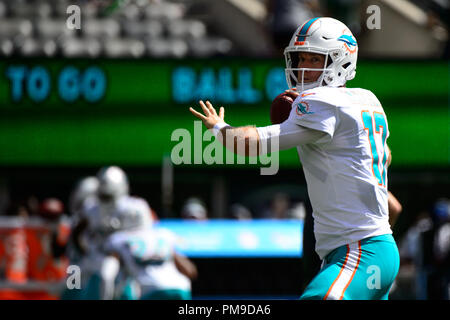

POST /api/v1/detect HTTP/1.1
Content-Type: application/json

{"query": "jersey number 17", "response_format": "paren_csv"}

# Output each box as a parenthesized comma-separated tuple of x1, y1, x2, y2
(362, 111, 388, 187)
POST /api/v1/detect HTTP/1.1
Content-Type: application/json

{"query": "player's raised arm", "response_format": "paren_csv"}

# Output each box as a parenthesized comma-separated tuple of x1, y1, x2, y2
(189, 100, 328, 156)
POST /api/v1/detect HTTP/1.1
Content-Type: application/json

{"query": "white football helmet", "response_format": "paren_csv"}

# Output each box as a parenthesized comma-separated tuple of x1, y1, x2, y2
(69, 176, 99, 215)
(97, 166, 129, 201)
(284, 17, 358, 92)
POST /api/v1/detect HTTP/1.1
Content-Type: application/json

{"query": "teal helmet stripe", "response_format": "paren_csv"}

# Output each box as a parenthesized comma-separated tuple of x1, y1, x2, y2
(297, 17, 320, 42)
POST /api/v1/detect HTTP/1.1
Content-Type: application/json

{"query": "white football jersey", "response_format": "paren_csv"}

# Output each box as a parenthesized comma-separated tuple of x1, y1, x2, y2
(104, 227, 191, 293)
(288, 86, 392, 259)
(81, 195, 153, 253)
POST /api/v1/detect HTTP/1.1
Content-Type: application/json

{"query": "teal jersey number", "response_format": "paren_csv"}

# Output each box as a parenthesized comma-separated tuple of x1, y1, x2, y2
(362, 111, 388, 187)
(128, 236, 171, 262)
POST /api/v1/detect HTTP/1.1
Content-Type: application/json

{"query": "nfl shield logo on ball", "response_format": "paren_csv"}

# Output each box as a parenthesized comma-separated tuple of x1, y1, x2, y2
(296, 101, 314, 116)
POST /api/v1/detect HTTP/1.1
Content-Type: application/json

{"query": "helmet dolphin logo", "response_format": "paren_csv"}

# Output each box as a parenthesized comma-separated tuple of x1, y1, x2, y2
(338, 34, 357, 53)
(337, 35, 357, 47)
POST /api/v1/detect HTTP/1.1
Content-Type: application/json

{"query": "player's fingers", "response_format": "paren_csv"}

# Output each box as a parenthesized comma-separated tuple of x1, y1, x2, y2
(284, 89, 300, 98)
(199, 100, 211, 116)
(206, 101, 217, 115)
(219, 106, 225, 120)
(189, 107, 207, 120)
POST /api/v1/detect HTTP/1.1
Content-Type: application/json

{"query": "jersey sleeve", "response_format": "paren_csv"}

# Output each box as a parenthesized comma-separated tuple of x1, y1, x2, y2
(256, 122, 329, 153)
(287, 94, 337, 142)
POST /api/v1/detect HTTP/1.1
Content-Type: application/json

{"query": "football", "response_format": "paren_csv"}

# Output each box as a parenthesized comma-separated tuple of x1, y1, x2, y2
(270, 92, 295, 124)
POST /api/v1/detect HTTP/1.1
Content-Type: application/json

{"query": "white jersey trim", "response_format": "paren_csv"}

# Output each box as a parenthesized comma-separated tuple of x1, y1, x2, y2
(323, 240, 362, 300)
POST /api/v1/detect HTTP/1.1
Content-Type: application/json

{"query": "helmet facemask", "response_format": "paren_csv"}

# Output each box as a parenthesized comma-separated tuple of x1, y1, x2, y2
(284, 48, 345, 92)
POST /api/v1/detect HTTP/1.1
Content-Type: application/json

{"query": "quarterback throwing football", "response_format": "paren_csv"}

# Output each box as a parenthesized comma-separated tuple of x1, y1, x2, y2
(189, 17, 399, 300)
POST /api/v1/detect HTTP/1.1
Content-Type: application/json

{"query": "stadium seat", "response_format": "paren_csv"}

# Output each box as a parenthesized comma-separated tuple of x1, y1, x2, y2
(147, 38, 188, 58)
(122, 20, 164, 39)
(82, 19, 121, 38)
(0, 19, 33, 38)
(61, 37, 102, 58)
(36, 19, 74, 39)
(0, 38, 14, 56)
(104, 38, 145, 58)
(167, 20, 207, 39)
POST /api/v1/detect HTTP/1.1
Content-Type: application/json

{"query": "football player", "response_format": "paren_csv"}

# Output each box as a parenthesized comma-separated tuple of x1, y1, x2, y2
(60, 176, 99, 299)
(66, 166, 155, 299)
(102, 202, 197, 300)
(66, 176, 99, 260)
(189, 17, 400, 300)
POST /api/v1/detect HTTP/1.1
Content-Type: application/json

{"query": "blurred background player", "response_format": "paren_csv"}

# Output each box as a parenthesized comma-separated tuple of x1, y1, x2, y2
(394, 198, 450, 300)
(102, 199, 197, 300)
(65, 165, 155, 299)
(61, 176, 99, 299)
(66, 176, 99, 262)
(72, 166, 130, 255)
(261, 192, 290, 219)
(68, 176, 99, 224)
(190, 17, 400, 300)
(180, 197, 208, 220)
(429, 198, 450, 299)
(228, 203, 252, 220)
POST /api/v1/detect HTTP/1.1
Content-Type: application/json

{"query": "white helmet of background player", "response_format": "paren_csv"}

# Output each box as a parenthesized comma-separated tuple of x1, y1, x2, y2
(284, 17, 358, 92)
(97, 166, 129, 201)
(118, 198, 153, 230)
(69, 176, 99, 215)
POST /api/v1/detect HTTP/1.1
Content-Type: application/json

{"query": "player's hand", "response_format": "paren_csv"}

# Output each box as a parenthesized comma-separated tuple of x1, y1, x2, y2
(284, 88, 300, 100)
(189, 100, 225, 130)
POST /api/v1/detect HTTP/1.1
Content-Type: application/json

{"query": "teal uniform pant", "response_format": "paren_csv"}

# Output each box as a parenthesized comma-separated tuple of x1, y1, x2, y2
(300, 234, 399, 300)
(140, 289, 191, 300)
(120, 280, 191, 300)
(61, 273, 102, 300)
